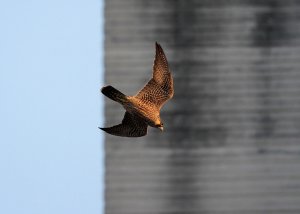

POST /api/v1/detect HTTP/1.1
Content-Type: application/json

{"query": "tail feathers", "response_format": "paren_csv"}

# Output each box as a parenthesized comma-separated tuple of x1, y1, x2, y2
(101, 85, 127, 103)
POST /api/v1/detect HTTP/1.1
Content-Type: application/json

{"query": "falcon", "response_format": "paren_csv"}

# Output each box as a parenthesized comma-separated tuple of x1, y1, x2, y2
(99, 42, 174, 137)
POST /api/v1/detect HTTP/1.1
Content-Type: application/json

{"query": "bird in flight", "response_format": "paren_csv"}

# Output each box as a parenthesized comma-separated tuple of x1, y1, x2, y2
(99, 42, 174, 137)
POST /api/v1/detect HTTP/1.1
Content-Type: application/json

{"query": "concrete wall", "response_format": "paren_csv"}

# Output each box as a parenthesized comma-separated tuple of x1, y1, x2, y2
(104, 0, 300, 213)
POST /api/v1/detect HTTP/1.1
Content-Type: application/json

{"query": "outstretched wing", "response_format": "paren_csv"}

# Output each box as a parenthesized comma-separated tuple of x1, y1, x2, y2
(99, 112, 148, 137)
(135, 42, 174, 109)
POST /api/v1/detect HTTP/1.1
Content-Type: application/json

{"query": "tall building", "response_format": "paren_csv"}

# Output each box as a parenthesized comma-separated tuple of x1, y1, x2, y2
(104, 0, 300, 213)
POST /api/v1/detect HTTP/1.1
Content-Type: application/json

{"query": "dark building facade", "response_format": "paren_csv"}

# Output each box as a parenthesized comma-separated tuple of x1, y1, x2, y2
(104, 0, 300, 213)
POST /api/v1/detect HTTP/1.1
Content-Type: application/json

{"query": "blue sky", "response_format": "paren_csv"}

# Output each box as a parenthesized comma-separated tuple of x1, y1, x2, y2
(0, 1, 104, 214)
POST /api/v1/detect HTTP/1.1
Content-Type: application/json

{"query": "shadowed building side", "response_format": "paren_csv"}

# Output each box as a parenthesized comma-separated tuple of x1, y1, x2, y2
(104, 0, 300, 213)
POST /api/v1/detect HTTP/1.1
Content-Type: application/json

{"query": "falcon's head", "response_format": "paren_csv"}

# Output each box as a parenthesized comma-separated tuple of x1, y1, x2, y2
(155, 123, 164, 131)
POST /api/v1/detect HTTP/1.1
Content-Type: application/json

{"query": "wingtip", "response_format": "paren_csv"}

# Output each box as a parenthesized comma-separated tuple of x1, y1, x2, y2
(101, 85, 109, 93)
(100, 86, 105, 93)
(155, 42, 165, 55)
(101, 85, 115, 94)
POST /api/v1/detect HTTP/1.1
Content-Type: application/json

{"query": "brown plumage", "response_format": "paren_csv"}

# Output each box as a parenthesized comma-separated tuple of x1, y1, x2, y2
(99, 42, 174, 137)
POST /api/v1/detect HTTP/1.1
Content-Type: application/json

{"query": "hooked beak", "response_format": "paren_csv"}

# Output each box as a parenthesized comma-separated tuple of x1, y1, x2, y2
(158, 126, 164, 132)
